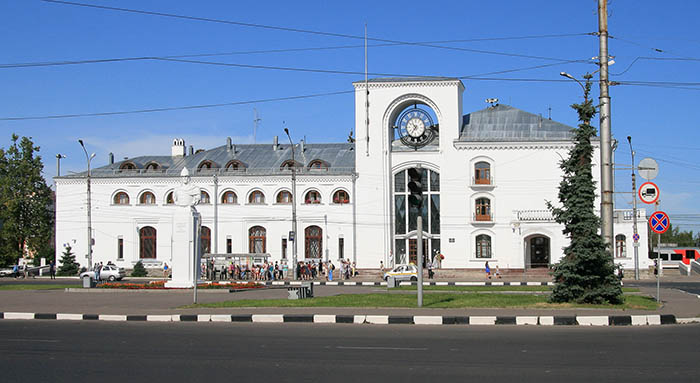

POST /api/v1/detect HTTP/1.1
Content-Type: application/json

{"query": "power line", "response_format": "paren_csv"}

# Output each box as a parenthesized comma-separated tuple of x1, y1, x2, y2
(42, 0, 591, 63)
(0, 90, 354, 121)
(611, 57, 700, 76)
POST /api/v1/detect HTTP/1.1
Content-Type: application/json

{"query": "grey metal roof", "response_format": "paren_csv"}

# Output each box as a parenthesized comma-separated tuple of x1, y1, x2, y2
(353, 76, 460, 85)
(458, 104, 576, 142)
(65, 142, 355, 178)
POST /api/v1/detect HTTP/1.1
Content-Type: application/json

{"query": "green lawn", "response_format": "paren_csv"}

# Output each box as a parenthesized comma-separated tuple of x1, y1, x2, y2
(393, 285, 639, 293)
(185, 293, 657, 310)
(0, 284, 75, 291)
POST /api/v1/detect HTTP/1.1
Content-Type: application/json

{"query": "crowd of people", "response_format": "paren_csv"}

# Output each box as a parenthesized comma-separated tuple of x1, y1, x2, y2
(200, 258, 359, 281)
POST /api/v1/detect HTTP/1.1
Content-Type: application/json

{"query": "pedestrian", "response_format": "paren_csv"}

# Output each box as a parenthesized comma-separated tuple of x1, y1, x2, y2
(485, 261, 491, 279)
(49, 260, 56, 280)
(379, 260, 384, 273)
(495, 265, 501, 279)
(163, 262, 169, 278)
(428, 260, 434, 279)
(328, 261, 334, 281)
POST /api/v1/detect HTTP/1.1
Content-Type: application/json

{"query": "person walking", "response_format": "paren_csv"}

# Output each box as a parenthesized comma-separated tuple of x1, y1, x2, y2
(163, 263, 169, 279)
(428, 259, 434, 279)
(485, 261, 491, 279)
(49, 260, 56, 280)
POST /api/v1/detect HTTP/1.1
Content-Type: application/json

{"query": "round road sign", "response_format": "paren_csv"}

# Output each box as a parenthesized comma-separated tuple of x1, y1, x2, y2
(638, 182, 660, 204)
(633, 233, 640, 242)
(649, 211, 670, 234)
(638, 158, 659, 180)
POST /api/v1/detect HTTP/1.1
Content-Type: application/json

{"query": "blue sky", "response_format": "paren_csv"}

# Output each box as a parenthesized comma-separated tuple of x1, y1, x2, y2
(2, 0, 699, 230)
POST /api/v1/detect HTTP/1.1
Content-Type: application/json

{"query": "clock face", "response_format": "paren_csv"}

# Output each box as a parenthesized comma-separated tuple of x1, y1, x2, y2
(396, 108, 436, 148)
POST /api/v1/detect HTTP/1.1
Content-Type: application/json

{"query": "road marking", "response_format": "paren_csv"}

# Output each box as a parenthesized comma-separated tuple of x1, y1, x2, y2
(336, 346, 427, 351)
(5, 339, 59, 343)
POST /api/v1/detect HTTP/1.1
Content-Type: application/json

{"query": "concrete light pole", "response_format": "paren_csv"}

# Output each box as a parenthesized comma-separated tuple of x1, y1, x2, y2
(598, 0, 615, 251)
(56, 154, 66, 177)
(78, 140, 95, 270)
(284, 127, 298, 280)
(627, 136, 640, 280)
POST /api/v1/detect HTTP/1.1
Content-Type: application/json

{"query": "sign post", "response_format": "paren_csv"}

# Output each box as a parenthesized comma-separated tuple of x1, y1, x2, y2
(649, 208, 669, 302)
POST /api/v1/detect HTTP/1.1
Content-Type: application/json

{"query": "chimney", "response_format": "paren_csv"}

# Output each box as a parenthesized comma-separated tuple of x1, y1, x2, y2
(171, 138, 185, 157)
(108, 152, 114, 165)
(273, 136, 278, 151)
(189, 145, 194, 156)
(226, 137, 232, 151)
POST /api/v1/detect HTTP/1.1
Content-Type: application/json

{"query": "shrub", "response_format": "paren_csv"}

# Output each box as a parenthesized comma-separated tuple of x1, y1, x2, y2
(131, 260, 148, 277)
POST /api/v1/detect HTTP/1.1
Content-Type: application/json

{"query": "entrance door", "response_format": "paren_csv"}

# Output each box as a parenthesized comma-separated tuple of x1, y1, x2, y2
(529, 236, 550, 268)
(408, 239, 428, 266)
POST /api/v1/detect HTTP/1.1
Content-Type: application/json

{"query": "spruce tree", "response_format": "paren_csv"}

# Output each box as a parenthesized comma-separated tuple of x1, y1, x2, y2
(57, 244, 79, 276)
(131, 260, 148, 277)
(547, 74, 623, 304)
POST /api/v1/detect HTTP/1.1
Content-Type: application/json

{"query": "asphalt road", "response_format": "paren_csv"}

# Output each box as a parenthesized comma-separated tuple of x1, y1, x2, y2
(1, 321, 698, 383)
(629, 281, 700, 296)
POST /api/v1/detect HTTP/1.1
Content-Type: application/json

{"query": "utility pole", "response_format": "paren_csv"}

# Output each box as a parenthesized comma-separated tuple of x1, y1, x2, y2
(598, 0, 614, 251)
(627, 136, 640, 280)
(284, 126, 298, 280)
(213, 174, 218, 254)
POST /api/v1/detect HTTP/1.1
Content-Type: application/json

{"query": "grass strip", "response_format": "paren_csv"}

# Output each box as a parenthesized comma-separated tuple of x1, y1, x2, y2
(392, 285, 639, 293)
(185, 293, 657, 310)
(0, 284, 76, 291)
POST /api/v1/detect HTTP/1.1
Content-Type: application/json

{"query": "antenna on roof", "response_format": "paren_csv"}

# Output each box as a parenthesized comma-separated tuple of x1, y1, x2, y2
(485, 98, 499, 107)
(548, 105, 552, 120)
(253, 108, 261, 144)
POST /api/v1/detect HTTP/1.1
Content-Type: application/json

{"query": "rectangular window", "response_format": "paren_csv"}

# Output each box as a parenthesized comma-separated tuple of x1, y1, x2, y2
(282, 238, 287, 260)
(395, 195, 406, 234)
(394, 171, 405, 192)
(430, 195, 440, 234)
(226, 237, 232, 254)
(395, 239, 406, 265)
(339, 238, 344, 259)
(117, 237, 124, 260)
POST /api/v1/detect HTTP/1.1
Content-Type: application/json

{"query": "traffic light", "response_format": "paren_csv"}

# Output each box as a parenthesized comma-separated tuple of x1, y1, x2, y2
(407, 168, 423, 208)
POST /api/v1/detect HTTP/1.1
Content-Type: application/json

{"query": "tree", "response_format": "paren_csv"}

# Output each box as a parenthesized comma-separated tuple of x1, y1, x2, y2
(659, 224, 696, 247)
(131, 260, 148, 277)
(57, 244, 79, 276)
(547, 74, 623, 304)
(0, 134, 54, 267)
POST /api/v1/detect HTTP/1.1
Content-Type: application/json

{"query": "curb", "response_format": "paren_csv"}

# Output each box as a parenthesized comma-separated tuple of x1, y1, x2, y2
(0, 311, 686, 326)
(202, 281, 556, 287)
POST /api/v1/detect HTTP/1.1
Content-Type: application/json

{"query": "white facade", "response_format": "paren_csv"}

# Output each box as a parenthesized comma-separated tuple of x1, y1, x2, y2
(55, 77, 648, 271)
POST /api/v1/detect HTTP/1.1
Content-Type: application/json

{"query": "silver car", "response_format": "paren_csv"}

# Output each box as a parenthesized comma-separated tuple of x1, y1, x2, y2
(383, 264, 418, 282)
(80, 265, 126, 281)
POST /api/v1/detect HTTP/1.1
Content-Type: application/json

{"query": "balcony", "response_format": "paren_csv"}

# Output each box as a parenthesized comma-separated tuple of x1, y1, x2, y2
(515, 210, 555, 222)
(472, 213, 494, 225)
(470, 175, 495, 189)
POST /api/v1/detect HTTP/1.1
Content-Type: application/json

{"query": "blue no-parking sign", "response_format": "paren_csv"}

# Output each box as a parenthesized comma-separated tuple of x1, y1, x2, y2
(649, 211, 670, 234)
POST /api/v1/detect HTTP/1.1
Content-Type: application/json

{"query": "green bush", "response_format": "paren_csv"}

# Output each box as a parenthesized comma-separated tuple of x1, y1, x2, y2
(57, 245, 79, 276)
(131, 260, 148, 277)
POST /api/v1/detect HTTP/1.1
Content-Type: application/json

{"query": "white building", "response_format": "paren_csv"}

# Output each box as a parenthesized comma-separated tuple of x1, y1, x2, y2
(55, 77, 648, 271)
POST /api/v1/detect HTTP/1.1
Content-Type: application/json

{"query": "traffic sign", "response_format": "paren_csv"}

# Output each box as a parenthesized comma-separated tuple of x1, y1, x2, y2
(638, 182, 660, 204)
(633, 233, 640, 242)
(649, 211, 670, 234)
(638, 158, 659, 180)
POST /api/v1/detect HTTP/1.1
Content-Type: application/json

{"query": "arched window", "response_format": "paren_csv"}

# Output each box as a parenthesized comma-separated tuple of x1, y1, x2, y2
(249, 190, 265, 204)
(221, 191, 237, 204)
(249, 226, 266, 253)
(615, 234, 627, 258)
(200, 191, 210, 204)
(120, 162, 136, 171)
(305, 190, 321, 204)
(166, 191, 174, 205)
(280, 160, 302, 170)
(197, 161, 216, 171)
(139, 191, 156, 205)
(475, 198, 491, 221)
(225, 160, 244, 171)
(475, 162, 491, 185)
(139, 226, 157, 259)
(276, 190, 292, 204)
(305, 226, 322, 258)
(201, 226, 211, 254)
(113, 192, 130, 205)
(333, 190, 350, 204)
(308, 160, 328, 170)
(145, 162, 159, 171)
(476, 234, 492, 258)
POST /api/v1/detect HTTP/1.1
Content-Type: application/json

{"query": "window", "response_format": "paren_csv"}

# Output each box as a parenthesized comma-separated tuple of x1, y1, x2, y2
(226, 237, 232, 254)
(338, 238, 344, 259)
(249, 190, 265, 204)
(114, 192, 130, 205)
(393, 167, 440, 262)
(305, 226, 322, 258)
(276, 190, 292, 204)
(140, 191, 156, 205)
(281, 160, 302, 170)
(476, 234, 492, 258)
(475, 162, 491, 185)
(225, 160, 244, 171)
(249, 226, 266, 253)
(308, 160, 328, 170)
(475, 198, 491, 221)
(305, 190, 321, 204)
(333, 190, 350, 204)
(139, 226, 157, 259)
(281, 238, 287, 260)
(200, 191, 210, 204)
(201, 226, 211, 254)
(145, 163, 159, 171)
(120, 162, 136, 170)
(615, 234, 627, 258)
(221, 191, 237, 204)
(166, 192, 174, 205)
(117, 237, 124, 260)
(198, 161, 215, 171)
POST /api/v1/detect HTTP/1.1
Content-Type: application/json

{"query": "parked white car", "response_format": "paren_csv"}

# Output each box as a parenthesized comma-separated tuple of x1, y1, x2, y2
(383, 264, 418, 282)
(80, 265, 126, 281)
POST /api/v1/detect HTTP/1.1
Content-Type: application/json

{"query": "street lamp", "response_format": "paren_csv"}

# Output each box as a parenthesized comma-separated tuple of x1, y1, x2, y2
(56, 154, 66, 177)
(560, 72, 588, 103)
(78, 139, 96, 270)
(627, 136, 640, 280)
(283, 127, 298, 280)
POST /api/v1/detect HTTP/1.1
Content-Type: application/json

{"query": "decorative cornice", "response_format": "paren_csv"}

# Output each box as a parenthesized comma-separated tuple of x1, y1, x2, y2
(354, 80, 463, 90)
(452, 140, 600, 151)
(55, 174, 354, 186)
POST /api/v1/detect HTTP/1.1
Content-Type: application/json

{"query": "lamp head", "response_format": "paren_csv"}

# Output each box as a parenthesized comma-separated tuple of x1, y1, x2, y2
(627, 136, 632, 143)
(78, 139, 84, 146)
(284, 128, 289, 135)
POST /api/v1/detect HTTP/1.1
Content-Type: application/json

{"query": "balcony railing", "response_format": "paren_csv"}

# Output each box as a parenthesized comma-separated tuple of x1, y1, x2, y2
(471, 176, 495, 187)
(515, 210, 554, 222)
(473, 213, 493, 222)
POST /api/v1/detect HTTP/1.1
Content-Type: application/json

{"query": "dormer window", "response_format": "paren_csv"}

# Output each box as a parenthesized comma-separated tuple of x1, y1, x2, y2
(145, 163, 160, 171)
(280, 160, 302, 170)
(308, 160, 328, 170)
(119, 162, 137, 171)
(225, 160, 245, 171)
(198, 160, 216, 171)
